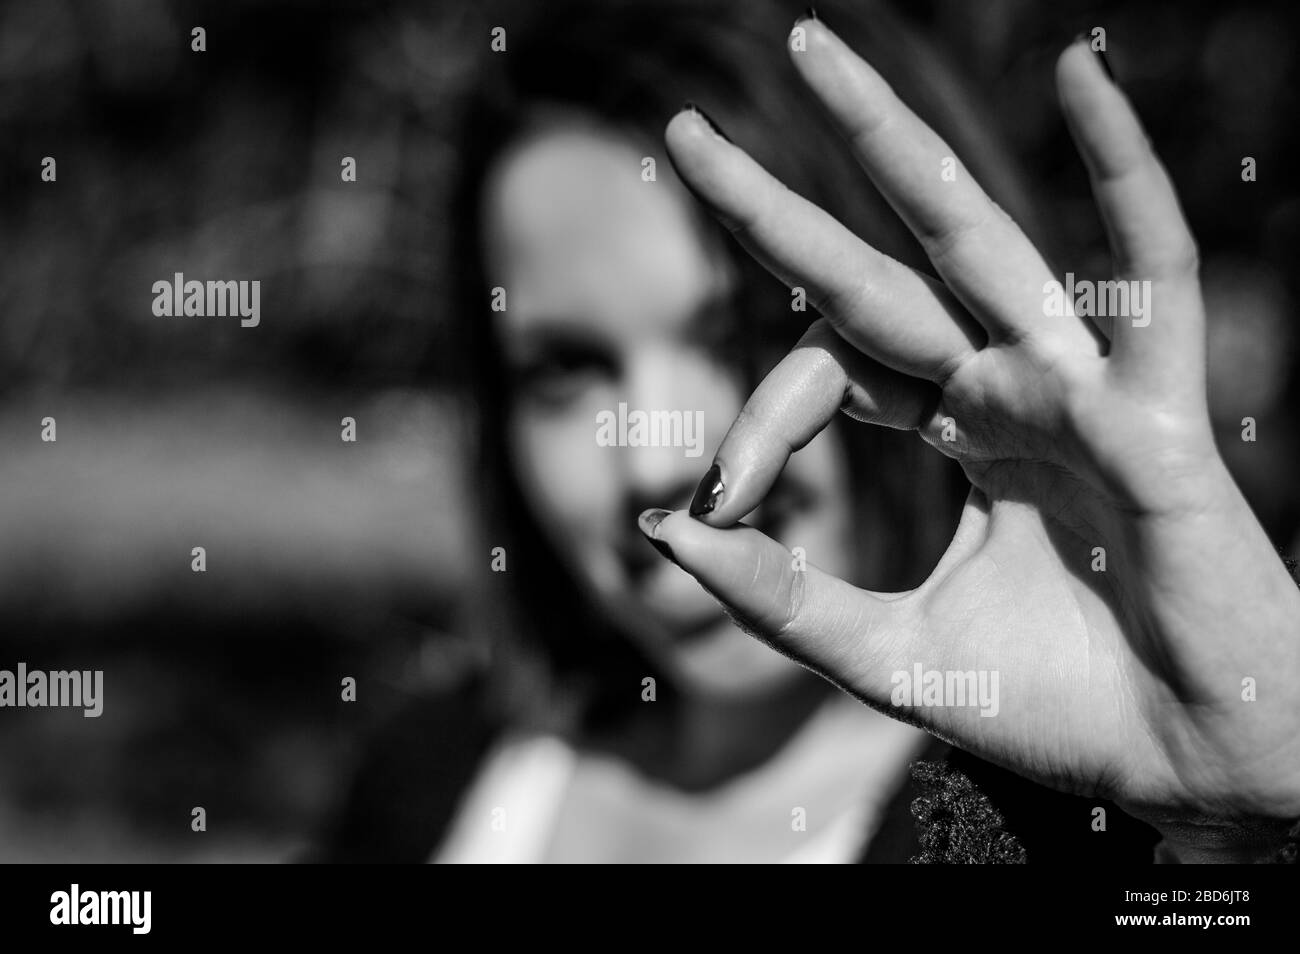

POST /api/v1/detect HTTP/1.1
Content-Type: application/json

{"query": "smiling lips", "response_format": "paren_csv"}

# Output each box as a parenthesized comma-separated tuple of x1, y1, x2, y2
(621, 542, 722, 641)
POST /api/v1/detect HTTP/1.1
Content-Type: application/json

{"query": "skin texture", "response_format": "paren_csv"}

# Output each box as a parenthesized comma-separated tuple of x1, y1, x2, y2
(646, 22, 1300, 859)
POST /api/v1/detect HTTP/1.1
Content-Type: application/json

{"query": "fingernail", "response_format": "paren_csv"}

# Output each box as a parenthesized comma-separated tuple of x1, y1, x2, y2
(637, 508, 679, 565)
(796, 6, 820, 25)
(683, 101, 732, 144)
(1075, 31, 1115, 83)
(689, 463, 725, 518)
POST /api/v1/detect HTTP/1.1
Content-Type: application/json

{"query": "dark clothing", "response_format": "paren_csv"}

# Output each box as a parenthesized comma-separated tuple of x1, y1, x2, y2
(309, 681, 1165, 864)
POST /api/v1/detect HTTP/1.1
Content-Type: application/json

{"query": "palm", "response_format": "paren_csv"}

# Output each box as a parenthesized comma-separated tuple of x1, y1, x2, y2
(919, 489, 1144, 789)
(908, 341, 1300, 818)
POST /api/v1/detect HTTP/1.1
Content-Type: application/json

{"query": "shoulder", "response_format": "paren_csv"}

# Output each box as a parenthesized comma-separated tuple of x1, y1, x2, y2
(306, 672, 503, 863)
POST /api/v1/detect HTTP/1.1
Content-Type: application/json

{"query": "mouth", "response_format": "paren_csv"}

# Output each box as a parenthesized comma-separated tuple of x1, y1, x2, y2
(659, 604, 726, 644)
(621, 540, 724, 643)
(613, 468, 819, 645)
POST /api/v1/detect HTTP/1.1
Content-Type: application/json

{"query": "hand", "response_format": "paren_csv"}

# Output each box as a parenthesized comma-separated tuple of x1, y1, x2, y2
(646, 18, 1300, 860)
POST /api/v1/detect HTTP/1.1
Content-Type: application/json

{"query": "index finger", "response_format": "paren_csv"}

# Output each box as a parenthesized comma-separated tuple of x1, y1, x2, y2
(689, 320, 939, 524)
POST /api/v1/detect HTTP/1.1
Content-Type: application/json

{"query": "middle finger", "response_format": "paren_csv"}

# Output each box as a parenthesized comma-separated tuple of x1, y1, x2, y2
(790, 15, 1074, 346)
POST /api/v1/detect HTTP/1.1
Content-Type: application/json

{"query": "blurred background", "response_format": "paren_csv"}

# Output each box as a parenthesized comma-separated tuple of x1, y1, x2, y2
(1, 0, 1297, 860)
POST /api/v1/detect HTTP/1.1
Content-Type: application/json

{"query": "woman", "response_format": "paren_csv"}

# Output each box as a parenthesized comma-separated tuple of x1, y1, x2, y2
(318, 1, 1299, 863)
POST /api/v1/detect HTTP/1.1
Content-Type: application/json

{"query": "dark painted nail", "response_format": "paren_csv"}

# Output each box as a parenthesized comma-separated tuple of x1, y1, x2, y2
(689, 463, 724, 517)
(637, 508, 679, 566)
(1076, 31, 1115, 83)
(683, 101, 732, 144)
(796, 6, 819, 25)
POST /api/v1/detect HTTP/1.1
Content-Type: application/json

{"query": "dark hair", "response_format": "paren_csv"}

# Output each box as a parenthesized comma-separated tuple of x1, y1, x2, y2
(449, 0, 1036, 728)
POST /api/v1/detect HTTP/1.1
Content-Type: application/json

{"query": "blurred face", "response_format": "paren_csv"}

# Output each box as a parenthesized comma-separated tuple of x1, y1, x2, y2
(481, 120, 855, 698)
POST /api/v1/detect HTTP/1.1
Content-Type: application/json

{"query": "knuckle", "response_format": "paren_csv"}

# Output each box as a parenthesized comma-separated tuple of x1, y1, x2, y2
(1171, 237, 1201, 276)
(933, 345, 975, 389)
(1118, 236, 1199, 282)
(730, 401, 762, 439)
(776, 560, 808, 639)
(918, 207, 997, 266)
(811, 277, 870, 329)
(849, 109, 896, 151)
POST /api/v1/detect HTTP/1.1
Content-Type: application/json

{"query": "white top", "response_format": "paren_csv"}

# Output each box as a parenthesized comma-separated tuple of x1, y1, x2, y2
(432, 697, 926, 864)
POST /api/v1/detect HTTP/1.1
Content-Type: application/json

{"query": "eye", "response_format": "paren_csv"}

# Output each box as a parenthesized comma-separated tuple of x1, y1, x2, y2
(511, 341, 616, 408)
(692, 295, 746, 366)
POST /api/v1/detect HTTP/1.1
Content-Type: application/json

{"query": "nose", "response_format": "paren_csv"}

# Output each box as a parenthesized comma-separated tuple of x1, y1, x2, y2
(617, 347, 714, 518)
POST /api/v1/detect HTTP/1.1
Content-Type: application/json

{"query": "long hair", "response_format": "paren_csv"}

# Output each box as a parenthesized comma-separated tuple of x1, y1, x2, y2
(447, 0, 1039, 730)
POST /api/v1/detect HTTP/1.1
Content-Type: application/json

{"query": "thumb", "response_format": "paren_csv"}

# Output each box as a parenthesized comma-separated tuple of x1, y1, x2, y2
(637, 507, 917, 702)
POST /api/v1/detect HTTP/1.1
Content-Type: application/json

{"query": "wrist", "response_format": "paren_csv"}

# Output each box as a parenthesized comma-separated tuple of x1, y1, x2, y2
(1155, 818, 1299, 864)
